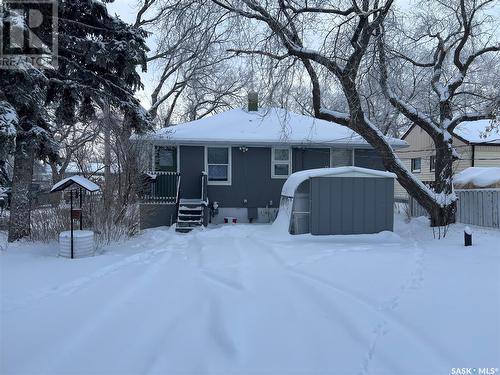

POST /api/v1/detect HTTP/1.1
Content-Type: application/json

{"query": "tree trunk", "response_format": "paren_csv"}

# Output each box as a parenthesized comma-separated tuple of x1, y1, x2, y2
(8, 136, 36, 242)
(0, 159, 9, 186)
(343, 79, 456, 227)
(103, 102, 112, 210)
(431, 133, 457, 226)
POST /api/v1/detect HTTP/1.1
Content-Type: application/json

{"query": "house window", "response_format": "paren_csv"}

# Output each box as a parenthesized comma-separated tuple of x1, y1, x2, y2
(154, 146, 177, 172)
(271, 148, 291, 178)
(331, 148, 353, 167)
(430, 155, 436, 172)
(206, 147, 231, 185)
(411, 157, 421, 173)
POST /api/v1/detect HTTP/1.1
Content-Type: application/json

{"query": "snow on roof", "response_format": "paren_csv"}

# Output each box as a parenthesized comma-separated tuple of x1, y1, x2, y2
(453, 119, 500, 144)
(454, 167, 500, 188)
(134, 108, 407, 147)
(281, 167, 396, 197)
(50, 175, 100, 193)
(64, 162, 119, 174)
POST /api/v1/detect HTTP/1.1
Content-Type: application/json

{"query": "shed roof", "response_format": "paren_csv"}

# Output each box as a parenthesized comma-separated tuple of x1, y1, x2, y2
(454, 167, 500, 188)
(134, 108, 407, 148)
(281, 167, 396, 197)
(50, 175, 100, 193)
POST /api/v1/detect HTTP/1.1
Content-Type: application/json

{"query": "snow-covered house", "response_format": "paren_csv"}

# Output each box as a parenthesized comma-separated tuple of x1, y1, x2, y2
(395, 120, 500, 199)
(134, 100, 407, 230)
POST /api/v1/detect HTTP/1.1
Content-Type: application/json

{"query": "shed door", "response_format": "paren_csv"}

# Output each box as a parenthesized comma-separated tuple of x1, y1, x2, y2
(310, 177, 393, 235)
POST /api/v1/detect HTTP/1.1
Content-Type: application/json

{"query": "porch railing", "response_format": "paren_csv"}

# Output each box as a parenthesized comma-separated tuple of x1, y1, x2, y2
(141, 171, 180, 204)
(201, 171, 208, 204)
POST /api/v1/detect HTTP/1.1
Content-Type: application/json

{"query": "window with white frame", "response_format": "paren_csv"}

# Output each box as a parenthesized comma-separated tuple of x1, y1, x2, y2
(331, 148, 353, 167)
(271, 148, 291, 178)
(411, 157, 421, 173)
(206, 147, 231, 184)
(429, 155, 436, 172)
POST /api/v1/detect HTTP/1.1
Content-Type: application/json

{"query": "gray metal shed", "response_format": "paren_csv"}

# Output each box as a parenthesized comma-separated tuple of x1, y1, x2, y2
(278, 167, 396, 235)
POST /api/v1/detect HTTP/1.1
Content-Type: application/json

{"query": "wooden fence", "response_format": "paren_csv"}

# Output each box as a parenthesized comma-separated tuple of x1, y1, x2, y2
(409, 189, 500, 229)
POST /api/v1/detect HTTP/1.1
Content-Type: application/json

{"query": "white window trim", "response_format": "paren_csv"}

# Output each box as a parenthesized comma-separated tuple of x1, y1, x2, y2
(271, 147, 292, 179)
(152, 145, 179, 173)
(329, 148, 355, 167)
(205, 146, 232, 186)
(429, 155, 436, 172)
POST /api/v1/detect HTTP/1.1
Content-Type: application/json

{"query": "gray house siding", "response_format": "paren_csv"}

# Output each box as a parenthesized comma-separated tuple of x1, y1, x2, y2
(310, 176, 394, 235)
(134, 145, 390, 228)
(178, 146, 350, 209)
(292, 148, 330, 172)
(354, 149, 385, 170)
(207, 147, 284, 208)
(140, 204, 177, 229)
(176, 145, 387, 208)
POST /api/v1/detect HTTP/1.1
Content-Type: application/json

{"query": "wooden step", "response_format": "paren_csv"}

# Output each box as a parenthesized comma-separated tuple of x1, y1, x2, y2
(176, 197, 207, 233)
(179, 206, 203, 211)
(177, 218, 202, 224)
(179, 198, 204, 205)
(178, 212, 202, 218)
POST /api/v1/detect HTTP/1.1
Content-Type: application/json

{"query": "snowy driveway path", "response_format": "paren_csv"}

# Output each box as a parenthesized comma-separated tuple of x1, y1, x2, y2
(1, 219, 499, 375)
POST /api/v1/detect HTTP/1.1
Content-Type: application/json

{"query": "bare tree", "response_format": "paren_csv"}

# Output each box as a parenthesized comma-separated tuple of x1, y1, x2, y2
(48, 119, 101, 183)
(209, 0, 498, 227)
(377, 0, 499, 224)
(135, 0, 249, 125)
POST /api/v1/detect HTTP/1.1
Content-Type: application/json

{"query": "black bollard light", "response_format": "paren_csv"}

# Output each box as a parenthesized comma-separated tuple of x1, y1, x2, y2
(464, 226, 472, 247)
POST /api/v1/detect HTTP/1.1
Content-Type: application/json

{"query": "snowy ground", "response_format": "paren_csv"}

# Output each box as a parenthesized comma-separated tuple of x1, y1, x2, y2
(1, 216, 499, 375)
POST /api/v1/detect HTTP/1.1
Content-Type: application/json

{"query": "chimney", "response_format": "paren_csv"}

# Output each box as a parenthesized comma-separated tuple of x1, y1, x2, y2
(248, 91, 258, 111)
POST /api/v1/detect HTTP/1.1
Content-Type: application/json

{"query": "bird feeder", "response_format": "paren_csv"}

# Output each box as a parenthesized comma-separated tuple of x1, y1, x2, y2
(50, 176, 100, 258)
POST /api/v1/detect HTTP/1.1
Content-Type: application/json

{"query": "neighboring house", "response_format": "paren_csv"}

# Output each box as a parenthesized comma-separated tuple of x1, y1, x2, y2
(30, 161, 109, 207)
(135, 98, 407, 230)
(63, 162, 119, 181)
(32, 161, 54, 192)
(395, 119, 500, 199)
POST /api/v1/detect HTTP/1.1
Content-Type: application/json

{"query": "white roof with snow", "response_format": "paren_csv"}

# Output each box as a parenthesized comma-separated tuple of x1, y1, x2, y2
(136, 108, 407, 147)
(64, 162, 120, 174)
(454, 167, 500, 188)
(281, 167, 396, 197)
(453, 120, 500, 144)
(50, 175, 100, 193)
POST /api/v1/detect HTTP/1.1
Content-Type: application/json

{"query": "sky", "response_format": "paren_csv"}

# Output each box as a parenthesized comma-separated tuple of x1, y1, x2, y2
(106, 0, 418, 109)
(106, 0, 499, 110)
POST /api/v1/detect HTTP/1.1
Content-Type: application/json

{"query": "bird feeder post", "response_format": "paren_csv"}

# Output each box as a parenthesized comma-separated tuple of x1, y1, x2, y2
(464, 226, 472, 247)
(50, 176, 100, 259)
(70, 190, 74, 259)
(79, 187, 83, 230)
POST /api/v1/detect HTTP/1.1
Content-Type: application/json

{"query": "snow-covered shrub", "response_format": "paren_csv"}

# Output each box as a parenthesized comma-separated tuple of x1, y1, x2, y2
(30, 205, 70, 242)
(29, 193, 139, 245)
(89, 200, 140, 248)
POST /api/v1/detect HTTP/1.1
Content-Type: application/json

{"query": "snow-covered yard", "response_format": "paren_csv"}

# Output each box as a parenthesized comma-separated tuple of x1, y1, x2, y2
(1, 216, 499, 375)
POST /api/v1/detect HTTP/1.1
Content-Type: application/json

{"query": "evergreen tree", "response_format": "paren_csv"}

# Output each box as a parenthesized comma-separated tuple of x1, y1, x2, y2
(1, 0, 150, 242)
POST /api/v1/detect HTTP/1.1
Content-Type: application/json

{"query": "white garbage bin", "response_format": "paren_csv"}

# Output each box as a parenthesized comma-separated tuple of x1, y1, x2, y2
(59, 230, 95, 258)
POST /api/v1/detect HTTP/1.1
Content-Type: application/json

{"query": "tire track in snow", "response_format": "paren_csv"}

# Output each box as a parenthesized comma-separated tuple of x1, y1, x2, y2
(196, 233, 247, 292)
(201, 269, 245, 291)
(41, 238, 190, 375)
(207, 296, 239, 359)
(2, 232, 175, 313)
(250, 234, 452, 373)
(287, 250, 450, 375)
(244, 235, 388, 371)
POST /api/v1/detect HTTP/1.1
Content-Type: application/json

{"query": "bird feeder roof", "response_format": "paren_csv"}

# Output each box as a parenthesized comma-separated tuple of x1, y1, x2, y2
(50, 175, 100, 193)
